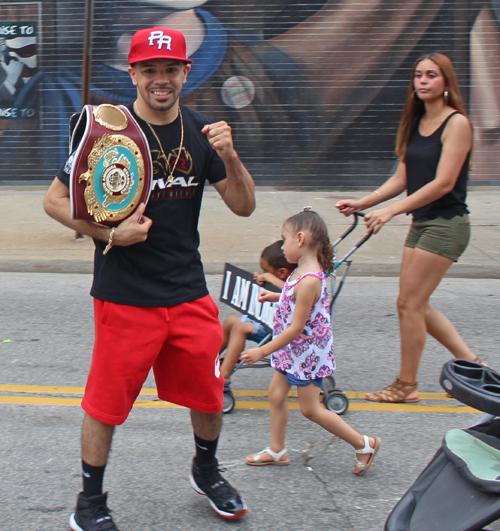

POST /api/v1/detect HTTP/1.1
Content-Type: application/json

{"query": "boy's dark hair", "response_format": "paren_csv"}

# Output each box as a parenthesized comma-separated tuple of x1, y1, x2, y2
(261, 240, 296, 271)
(284, 210, 334, 273)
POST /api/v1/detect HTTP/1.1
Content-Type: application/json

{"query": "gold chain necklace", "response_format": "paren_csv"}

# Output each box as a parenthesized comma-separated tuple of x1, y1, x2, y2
(133, 103, 184, 184)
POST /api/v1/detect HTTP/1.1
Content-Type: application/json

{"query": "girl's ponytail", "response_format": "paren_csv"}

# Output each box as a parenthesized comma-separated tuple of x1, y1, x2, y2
(318, 239, 335, 274)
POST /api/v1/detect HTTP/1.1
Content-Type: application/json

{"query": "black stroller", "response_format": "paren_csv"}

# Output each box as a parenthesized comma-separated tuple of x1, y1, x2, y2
(385, 359, 500, 531)
(221, 211, 372, 415)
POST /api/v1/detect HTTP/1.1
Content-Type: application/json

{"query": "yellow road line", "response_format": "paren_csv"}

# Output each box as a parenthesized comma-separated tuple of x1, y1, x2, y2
(344, 391, 454, 401)
(344, 402, 480, 413)
(0, 394, 480, 413)
(232, 390, 454, 400)
(234, 401, 480, 413)
(0, 396, 83, 406)
(0, 385, 454, 401)
(0, 384, 157, 396)
(0, 396, 180, 408)
(134, 400, 183, 409)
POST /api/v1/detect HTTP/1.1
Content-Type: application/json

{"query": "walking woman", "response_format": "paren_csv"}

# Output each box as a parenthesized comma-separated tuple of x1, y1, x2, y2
(336, 53, 482, 403)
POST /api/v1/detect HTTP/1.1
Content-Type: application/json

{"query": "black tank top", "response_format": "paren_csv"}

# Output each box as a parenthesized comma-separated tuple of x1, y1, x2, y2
(405, 111, 469, 219)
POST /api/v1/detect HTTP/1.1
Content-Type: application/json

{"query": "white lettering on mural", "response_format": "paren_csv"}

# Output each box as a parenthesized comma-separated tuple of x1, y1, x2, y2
(0, 25, 34, 36)
(0, 107, 36, 118)
(0, 26, 18, 35)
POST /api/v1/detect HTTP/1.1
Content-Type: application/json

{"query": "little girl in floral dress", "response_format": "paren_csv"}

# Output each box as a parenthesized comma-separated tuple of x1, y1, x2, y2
(241, 209, 381, 474)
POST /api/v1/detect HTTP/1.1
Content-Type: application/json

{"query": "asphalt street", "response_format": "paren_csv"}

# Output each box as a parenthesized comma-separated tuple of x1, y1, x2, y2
(1, 272, 499, 530)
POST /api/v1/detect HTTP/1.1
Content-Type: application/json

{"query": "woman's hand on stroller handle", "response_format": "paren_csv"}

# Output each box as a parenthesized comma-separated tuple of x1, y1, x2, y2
(364, 207, 394, 234)
(336, 199, 361, 216)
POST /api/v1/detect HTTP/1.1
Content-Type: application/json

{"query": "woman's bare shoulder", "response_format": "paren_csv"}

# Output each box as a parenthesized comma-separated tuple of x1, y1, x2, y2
(442, 112, 472, 143)
(446, 111, 471, 131)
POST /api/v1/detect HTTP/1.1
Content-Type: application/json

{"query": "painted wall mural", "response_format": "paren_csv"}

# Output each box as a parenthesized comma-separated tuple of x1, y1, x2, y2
(0, 0, 499, 186)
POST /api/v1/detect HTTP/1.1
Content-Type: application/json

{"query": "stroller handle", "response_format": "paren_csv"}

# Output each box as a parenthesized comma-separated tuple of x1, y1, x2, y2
(333, 210, 373, 269)
(332, 210, 366, 247)
(351, 210, 373, 250)
(329, 209, 373, 309)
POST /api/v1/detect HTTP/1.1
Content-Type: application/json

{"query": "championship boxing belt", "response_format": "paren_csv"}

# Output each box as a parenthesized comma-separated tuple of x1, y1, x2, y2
(70, 104, 153, 227)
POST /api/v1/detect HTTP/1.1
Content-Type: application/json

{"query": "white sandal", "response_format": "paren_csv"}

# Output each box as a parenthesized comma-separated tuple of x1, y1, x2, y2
(246, 447, 290, 466)
(353, 435, 381, 475)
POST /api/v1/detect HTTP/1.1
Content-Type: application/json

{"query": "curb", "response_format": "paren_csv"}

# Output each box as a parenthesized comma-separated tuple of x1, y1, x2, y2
(1, 260, 498, 279)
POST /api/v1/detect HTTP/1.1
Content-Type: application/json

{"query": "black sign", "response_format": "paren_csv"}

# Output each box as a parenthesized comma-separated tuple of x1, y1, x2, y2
(220, 263, 281, 333)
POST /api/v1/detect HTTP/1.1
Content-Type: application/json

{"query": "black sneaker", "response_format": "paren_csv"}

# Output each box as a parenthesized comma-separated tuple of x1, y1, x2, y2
(189, 458, 247, 520)
(69, 492, 119, 531)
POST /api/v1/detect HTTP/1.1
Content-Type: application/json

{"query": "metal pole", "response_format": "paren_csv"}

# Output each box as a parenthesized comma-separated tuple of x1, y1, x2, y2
(76, 0, 94, 239)
(81, 0, 94, 107)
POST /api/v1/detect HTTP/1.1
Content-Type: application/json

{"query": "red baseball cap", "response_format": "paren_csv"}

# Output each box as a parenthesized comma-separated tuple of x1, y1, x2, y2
(128, 27, 193, 65)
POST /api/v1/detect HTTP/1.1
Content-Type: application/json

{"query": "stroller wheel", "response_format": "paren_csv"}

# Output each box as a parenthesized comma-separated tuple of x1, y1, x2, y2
(324, 390, 349, 415)
(223, 390, 236, 414)
(321, 375, 336, 393)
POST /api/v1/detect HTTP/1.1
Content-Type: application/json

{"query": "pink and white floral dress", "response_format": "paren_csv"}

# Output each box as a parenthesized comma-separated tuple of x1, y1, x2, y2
(271, 270, 335, 381)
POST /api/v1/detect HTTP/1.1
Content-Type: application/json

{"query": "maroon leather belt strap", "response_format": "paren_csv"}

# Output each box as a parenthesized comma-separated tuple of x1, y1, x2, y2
(70, 104, 153, 227)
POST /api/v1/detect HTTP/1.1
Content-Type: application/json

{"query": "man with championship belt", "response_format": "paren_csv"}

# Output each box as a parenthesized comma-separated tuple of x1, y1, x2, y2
(44, 26, 255, 531)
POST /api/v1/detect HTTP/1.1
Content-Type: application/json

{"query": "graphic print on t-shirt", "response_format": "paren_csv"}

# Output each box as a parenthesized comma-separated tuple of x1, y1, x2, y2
(150, 145, 199, 201)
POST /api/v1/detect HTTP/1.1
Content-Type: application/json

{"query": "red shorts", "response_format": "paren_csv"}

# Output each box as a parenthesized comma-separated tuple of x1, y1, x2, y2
(82, 295, 224, 425)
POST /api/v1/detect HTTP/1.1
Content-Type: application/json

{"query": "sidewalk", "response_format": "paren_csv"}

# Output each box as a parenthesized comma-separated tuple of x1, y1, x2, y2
(0, 186, 499, 277)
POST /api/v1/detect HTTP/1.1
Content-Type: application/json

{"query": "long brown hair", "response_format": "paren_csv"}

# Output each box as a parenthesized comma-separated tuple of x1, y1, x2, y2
(395, 53, 469, 160)
(284, 210, 334, 273)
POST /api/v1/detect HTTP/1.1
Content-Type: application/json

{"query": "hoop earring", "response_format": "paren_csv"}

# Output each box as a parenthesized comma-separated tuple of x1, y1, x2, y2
(412, 90, 422, 104)
(444, 90, 449, 104)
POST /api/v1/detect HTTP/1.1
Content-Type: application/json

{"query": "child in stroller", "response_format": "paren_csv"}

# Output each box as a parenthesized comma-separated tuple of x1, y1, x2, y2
(219, 240, 296, 391)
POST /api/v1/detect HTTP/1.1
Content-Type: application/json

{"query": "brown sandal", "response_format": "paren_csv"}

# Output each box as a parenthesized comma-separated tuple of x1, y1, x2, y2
(366, 378, 419, 403)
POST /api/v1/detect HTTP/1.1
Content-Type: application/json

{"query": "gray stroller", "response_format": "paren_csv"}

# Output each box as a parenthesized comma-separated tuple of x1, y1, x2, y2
(221, 211, 372, 415)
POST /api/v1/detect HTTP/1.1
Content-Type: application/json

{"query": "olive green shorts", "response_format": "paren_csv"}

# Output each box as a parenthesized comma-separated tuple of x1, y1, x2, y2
(405, 214, 470, 262)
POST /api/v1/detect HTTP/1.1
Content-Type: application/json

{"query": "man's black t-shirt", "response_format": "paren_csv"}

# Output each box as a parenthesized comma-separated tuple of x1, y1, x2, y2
(56, 104, 227, 307)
